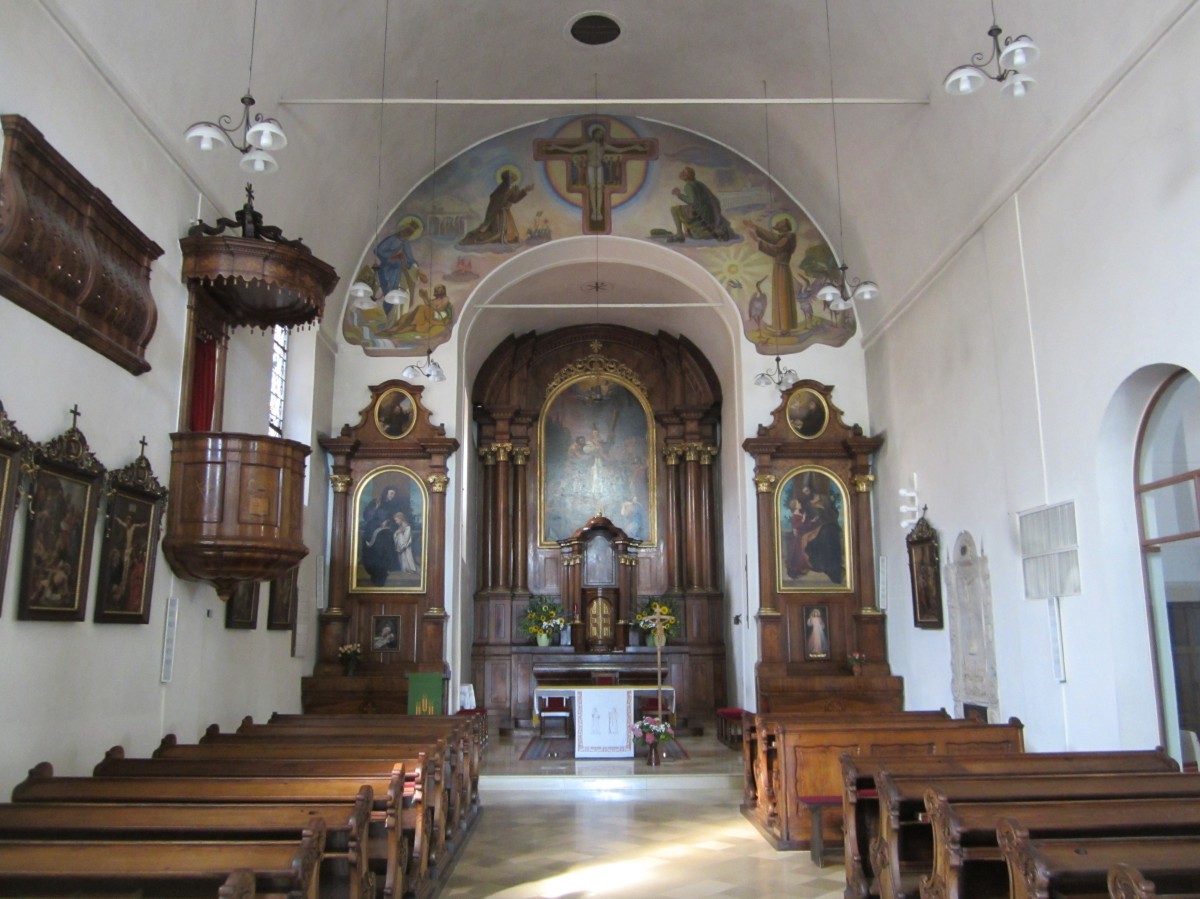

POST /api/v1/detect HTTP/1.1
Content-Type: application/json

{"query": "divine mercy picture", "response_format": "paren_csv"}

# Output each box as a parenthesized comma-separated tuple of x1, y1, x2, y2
(352, 466, 427, 592)
(539, 374, 655, 545)
(776, 467, 851, 592)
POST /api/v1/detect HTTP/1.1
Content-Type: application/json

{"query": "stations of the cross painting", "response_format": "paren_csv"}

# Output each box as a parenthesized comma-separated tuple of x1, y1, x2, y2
(534, 120, 658, 234)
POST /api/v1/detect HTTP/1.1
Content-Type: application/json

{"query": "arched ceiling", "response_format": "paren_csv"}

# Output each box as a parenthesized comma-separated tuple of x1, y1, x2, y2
(38, 0, 1191, 345)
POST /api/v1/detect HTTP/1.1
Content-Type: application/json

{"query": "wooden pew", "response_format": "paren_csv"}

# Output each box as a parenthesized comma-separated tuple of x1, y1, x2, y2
(872, 770, 1200, 899)
(192, 728, 453, 869)
(840, 750, 1179, 899)
(0, 818, 324, 899)
(12, 762, 413, 899)
(742, 712, 1024, 852)
(1108, 862, 1200, 899)
(997, 818, 1200, 899)
(0, 789, 374, 899)
(921, 790, 1200, 899)
(266, 712, 489, 750)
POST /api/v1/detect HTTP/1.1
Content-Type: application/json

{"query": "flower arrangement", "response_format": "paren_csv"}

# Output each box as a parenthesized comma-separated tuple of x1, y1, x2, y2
(338, 643, 363, 674)
(630, 715, 675, 745)
(847, 651, 867, 664)
(635, 597, 680, 637)
(522, 596, 567, 638)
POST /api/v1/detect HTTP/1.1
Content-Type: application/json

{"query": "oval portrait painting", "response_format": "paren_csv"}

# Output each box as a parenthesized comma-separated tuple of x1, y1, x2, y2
(786, 388, 829, 439)
(375, 387, 416, 440)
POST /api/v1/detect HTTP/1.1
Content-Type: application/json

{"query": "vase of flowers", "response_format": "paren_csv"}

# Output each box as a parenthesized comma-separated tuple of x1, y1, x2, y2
(635, 598, 680, 646)
(848, 651, 866, 676)
(338, 643, 363, 676)
(631, 715, 675, 765)
(523, 596, 567, 647)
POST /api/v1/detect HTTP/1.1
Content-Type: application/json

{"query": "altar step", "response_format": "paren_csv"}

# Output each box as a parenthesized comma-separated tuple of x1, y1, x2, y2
(480, 772, 742, 797)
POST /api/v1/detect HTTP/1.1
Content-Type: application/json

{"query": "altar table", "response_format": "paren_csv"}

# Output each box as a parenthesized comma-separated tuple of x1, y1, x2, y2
(534, 685, 676, 758)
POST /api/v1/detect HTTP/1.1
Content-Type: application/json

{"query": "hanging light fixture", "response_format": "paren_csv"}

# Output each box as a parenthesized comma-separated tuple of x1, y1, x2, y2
(753, 82, 800, 391)
(402, 81, 446, 384)
(348, 0, 393, 309)
(944, 0, 1039, 98)
(815, 0, 880, 315)
(183, 0, 287, 174)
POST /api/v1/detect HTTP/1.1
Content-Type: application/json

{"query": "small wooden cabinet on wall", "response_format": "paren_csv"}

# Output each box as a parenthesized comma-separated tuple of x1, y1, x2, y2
(742, 380, 902, 713)
(304, 381, 458, 714)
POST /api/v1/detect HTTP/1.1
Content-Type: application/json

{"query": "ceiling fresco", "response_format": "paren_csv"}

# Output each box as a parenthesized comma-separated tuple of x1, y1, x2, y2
(342, 114, 856, 357)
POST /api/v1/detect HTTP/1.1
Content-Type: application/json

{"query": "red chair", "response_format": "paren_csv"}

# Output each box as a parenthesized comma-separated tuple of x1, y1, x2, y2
(538, 695, 574, 738)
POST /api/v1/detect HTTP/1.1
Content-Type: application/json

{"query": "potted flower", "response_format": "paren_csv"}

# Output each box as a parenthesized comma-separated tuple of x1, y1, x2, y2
(847, 651, 867, 676)
(338, 642, 363, 676)
(631, 714, 675, 765)
(635, 597, 679, 647)
(523, 595, 567, 646)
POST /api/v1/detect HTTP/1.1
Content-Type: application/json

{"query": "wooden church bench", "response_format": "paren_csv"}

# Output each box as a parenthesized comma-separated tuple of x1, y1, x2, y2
(98, 745, 447, 880)
(0, 797, 373, 899)
(0, 819, 323, 899)
(997, 818, 1200, 899)
(1108, 862, 1200, 899)
(922, 790, 1200, 899)
(871, 770, 1200, 899)
(743, 712, 1024, 853)
(12, 762, 414, 899)
(841, 749, 1179, 899)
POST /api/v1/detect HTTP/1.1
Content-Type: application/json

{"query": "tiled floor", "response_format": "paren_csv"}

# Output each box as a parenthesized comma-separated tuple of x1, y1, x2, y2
(442, 727, 846, 898)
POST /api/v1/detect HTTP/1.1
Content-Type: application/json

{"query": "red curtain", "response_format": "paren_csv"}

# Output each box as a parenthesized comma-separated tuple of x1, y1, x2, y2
(189, 336, 217, 432)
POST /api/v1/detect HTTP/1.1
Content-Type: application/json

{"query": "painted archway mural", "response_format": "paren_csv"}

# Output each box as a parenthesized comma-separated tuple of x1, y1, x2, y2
(341, 114, 855, 357)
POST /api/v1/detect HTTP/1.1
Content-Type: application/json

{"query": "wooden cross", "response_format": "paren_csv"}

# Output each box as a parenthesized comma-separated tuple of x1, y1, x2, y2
(534, 120, 658, 234)
(69, 404, 81, 430)
(640, 607, 674, 727)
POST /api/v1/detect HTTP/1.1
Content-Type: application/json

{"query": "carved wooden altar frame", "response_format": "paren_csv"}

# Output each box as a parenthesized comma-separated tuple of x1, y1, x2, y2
(743, 380, 901, 713)
(308, 380, 458, 712)
(470, 325, 727, 729)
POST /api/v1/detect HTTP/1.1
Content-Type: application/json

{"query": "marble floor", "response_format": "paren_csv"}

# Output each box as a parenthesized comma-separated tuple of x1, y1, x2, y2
(441, 726, 846, 898)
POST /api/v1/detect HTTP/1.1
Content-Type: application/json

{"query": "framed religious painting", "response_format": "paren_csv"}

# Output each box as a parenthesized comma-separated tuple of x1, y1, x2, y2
(18, 422, 106, 621)
(94, 449, 167, 624)
(268, 565, 299, 631)
(786, 387, 829, 440)
(802, 604, 831, 659)
(908, 512, 944, 629)
(0, 402, 31, 614)
(538, 372, 656, 546)
(374, 386, 416, 440)
(775, 466, 852, 592)
(225, 581, 259, 629)
(371, 614, 401, 652)
(351, 466, 428, 593)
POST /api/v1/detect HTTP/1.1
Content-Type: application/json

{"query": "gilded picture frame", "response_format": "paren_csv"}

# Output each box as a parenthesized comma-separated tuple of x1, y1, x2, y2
(0, 402, 31, 614)
(351, 465, 428, 593)
(374, 386, 416, 440)
(775, 466, 852, 593)
(372, 613, 401, 652)
(18, 425, 106, 621)
(94, 451, 167, 625)
(538, 371, 656, 546)
(908, 513, 944, 629)
(786, 387, 829, 440)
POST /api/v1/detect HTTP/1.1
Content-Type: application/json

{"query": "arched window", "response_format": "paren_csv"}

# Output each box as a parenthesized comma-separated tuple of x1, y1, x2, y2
(1136, 370, 1200, 762)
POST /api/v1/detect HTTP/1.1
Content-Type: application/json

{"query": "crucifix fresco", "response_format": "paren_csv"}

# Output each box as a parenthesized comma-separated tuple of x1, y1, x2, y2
(534, 119, 659, 234)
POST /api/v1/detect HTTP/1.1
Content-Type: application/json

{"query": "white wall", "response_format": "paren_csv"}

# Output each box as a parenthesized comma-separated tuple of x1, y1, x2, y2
(0, 5, 307, 794)
(866, 5, 1200, 750)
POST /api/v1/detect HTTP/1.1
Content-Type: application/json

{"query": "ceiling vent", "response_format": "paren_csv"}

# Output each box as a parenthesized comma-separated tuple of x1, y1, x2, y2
(570, 13, 621, 46)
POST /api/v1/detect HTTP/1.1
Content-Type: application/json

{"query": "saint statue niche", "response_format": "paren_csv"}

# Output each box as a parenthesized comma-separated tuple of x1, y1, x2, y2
(539, 374, 655, 545)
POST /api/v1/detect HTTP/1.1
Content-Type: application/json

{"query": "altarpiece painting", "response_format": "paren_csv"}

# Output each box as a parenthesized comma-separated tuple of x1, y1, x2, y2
(539, 374, 655, 545)
(352, 466, 428, 592)
(776, 467, 851, 592)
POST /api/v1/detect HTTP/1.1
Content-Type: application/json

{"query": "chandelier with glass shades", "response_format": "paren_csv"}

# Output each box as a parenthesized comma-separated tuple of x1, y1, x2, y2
(944, 1, 1039, 98)
(183, 1, 287, 174)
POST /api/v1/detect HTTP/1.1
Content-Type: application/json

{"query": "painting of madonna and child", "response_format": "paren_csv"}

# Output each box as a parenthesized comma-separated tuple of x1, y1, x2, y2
(353, 467, 427, 592)
(539, 375, 655, 546)
(776, 468, 851, 592)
